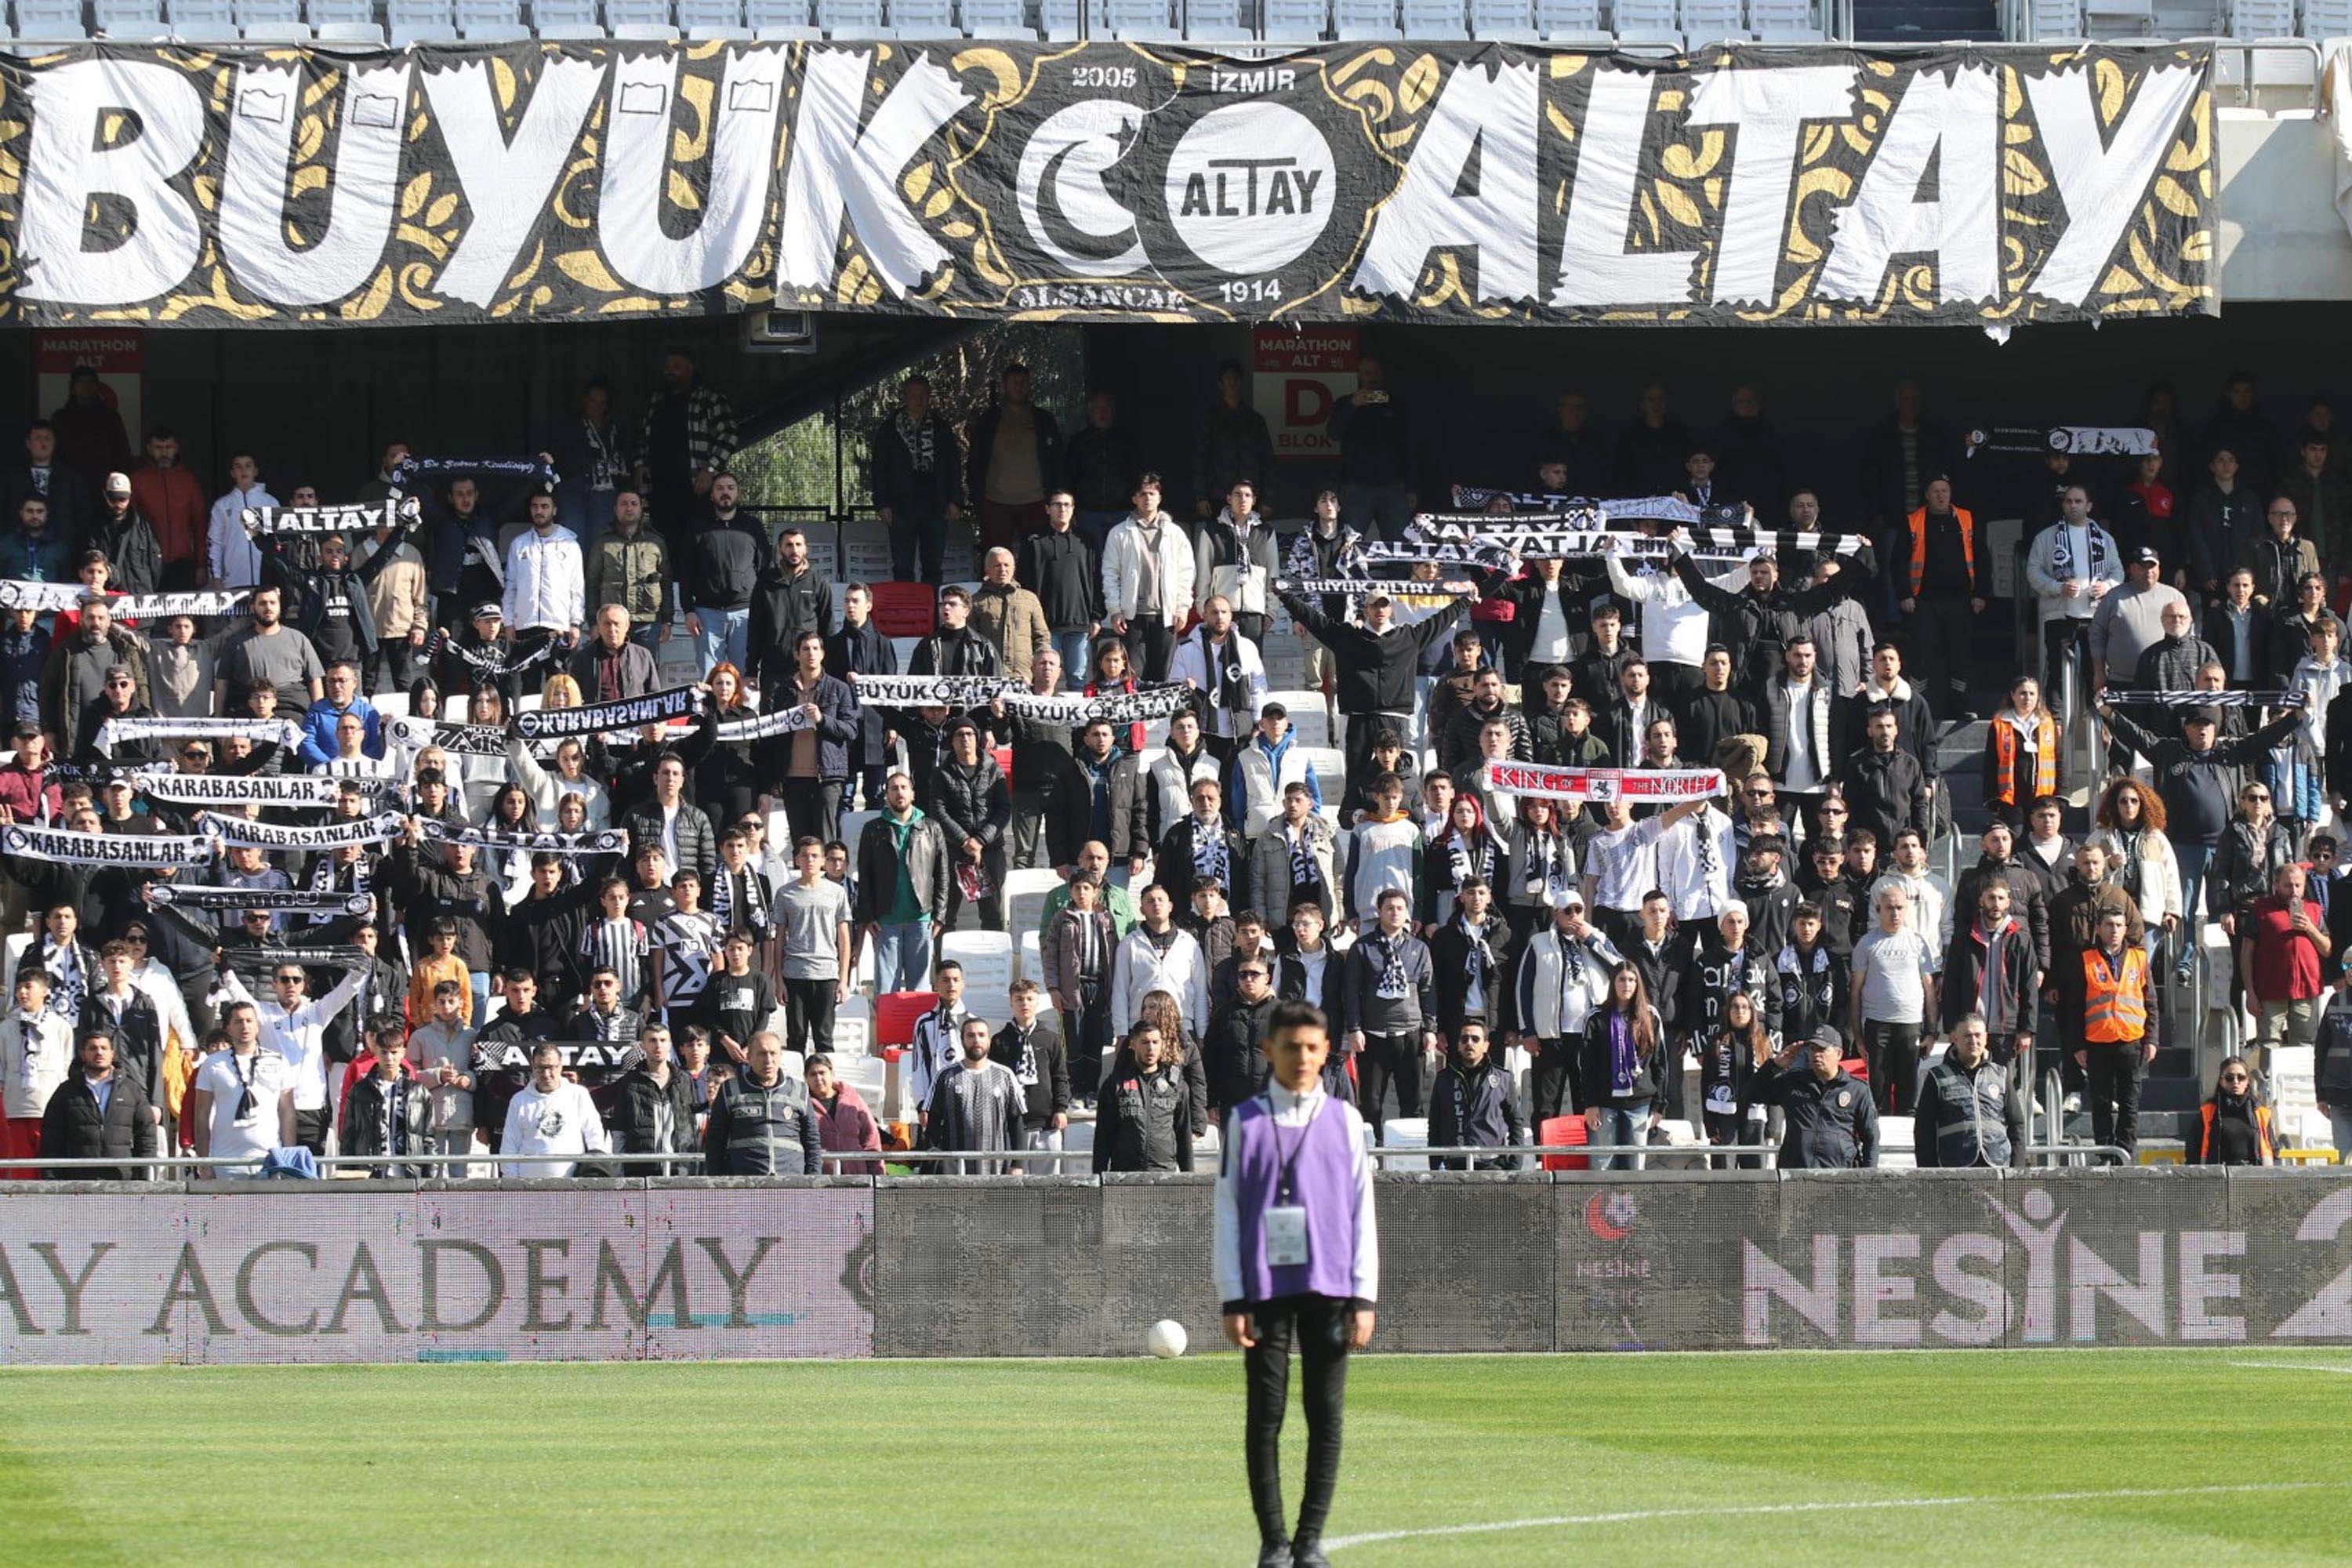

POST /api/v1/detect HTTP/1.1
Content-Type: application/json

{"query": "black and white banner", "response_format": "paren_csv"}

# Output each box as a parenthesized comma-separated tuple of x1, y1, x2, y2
(419, 819, 629, 857)
(1277, 577, 1478, 598)
(198, 810, 407, 850)
(513, 684, 699, 740)
(241, 496, 421, 536)
(713, 706, 815, 743)
(97, 716, 302, 757)
(385, 716, 510, 758)
(149, 884, 373, 916)
(0, 823, 214, 866)
(1000, 682, 1196, 727)
(1681, 525, 1868, 559)
(2101, 688, 2300, 708)
(0, 580, 90, 613)
(107, 590, 252, 622)
(1965, 426, 2160, 459)
(389, 456, 561, 492)
(1446, 490, 1664, 524)
(851, 674, 1027, 708)
(123, 771, 361, 808)
(221, 944, 369, 971)
(0, 43, 2212, 330)
(1356, 541, 1516, 570)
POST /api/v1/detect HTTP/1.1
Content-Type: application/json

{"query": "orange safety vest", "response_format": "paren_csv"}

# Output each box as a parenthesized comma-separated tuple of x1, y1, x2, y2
(2082, 946, 2150, 1043)
(2195, 1100, 2275, 1163)
(1907, 504, 1976, 598)
(1990, 712, 2060, 806)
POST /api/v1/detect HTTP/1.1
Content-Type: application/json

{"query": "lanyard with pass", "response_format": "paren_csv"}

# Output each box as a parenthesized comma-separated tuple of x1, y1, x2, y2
(1261, 1093, 1323, 1267)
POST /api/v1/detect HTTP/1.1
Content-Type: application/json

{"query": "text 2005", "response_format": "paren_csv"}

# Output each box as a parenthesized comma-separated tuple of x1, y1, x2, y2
(1070, 64, 1138, 87)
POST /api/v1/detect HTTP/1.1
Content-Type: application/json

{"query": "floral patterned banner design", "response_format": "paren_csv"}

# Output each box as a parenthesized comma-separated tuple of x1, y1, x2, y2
(0, 40, 2214, 328)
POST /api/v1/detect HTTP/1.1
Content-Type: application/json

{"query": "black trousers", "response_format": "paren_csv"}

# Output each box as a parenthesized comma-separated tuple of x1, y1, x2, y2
(1243, 1293, 1354, 1550)
(369, 637, 422, 695)
(1903, 593, 1975, 717)
(2085, 1039, 2147, 1155)
(890, 512, 948, 584)
(1069, 980, 1111, 1099)
(1356, 1031, 1424, 1142)
(779, 779, 843, 851)
(1123, 618, 1176, 683)
(782, 976, 837, 1057)
(1860, 1018, 1922, 1116)
(1531, 1038, 1581, 1120)
(293, 1105, 332, 1156)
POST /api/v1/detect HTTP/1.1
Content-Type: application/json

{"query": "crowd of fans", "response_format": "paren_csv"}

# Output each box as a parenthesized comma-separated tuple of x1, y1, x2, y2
(1, 352, 2347, 1186)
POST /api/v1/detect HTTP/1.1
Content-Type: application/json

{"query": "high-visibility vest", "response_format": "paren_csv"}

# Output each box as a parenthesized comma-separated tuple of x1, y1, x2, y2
(2082, 947, 2150, 1043)
(1990, 712, 2060, 806)
(2195, 1100, 2275, 1163)
(1907, 505, 1976, 597)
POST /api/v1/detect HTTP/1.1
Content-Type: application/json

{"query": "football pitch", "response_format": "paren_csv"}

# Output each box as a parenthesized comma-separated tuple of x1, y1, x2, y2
(3, 1349, 2348, 1566)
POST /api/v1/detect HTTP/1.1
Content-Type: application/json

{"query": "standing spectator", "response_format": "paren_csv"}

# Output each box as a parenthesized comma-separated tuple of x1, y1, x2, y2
(931, 717, 1011, 932)
(2241, 860, 2331, 1081)
(922, 1017, 1028, 1174)
(681, 474, 762, 674)
(1858, 380, 1958, 542)
(1578, 960, 1663, 1171)
(2186, 1054, 2276, 1165)
(50, 366, 131, 482)
(1896, 474, 1986, 720)
(584, 492, 672, 650)
(1341, 887, 1438, 1142)
(633, 347, 736, 538)
(970, 546, 1050, 684)
(829, 584, 898, 811)
(1839, 706, 1928, 856)
(568, 603, 659, 704)
(1093, 1018, 1194, 1173)
(855, 772, 949, 995)
(339, 1032, 428, 1178)
(216, 957, 366, 1155)
(1428, 1018, 1523, 1170)
(499, 492, 584, 685)
(89, 472, 162, 593)
(190, 1003, 296, 1178)
(870, 375, 964, 584)
(2278, 432, 2352, 584)
(1192, 359, 1274, 522)
(2212, 778, 2299, 951)
(1276, 584, 1466, 805)
(2188, 447, 2259, 601)
(1006, 651, 1077, 871)
(1018, 492, 1102, 691)
(544, 376, 626, 544)
(1697, 989, 1780, 1165)
(212, 584, 321, 714)
(1172, 596, 1269, 762)
(1611, 382, 1693, 498)
(38, 1029, 156, 1181)
(1112, 883, 1210, 1036)
(0, 973, 72, 1177)
(621, 751, 717, 885)
(1195, 480, 1280, 644)
(130, 429, 207, 590)
(966, 363, 1061, 553)
(1245, 778, 1338, 925)
(609, 1024, 699, 1175)
(1512, 891, 1621, 1120)
(1849, 882, 1938, 1114)
(764, 631, 858, 848)
(2064, 907, 2157, 1156)
(2204, 568, 2268, 690)
(908, 961, 974, 1127)
(204, 452, 276, 590)
(748, 526, 837, 695)
(407, 980, 478, 1168)
(704, 1034, 822, 1175)
(2205, 372, 2278, 497)
(1044, 871, 1120, 1105)
(1062, 390, 1142, 555)
(776, 837, 852, 1058)
(1102, 474, 1196, 684)
(3, 422, 96, 545)
(2089, 546, 2190, 703)
(1284, 492, 1365, 731)
(805, 1053, 883, 1175)
(1770, 1027, 1878, 1169)
(695, 931, 778, 1070)
(908, 584, 1002, 679)
(2024, 485, 2120, 710)
(2320, 982, 2352, 1156)
(1912, 1013, 2025, 1170)
(2241, 496, 2324, 612)
(991, 979, 1070, 1168)
(2111, 449, 2178, 564)
(1982, 674, 2059, 827)
(0, 497, 73, 585)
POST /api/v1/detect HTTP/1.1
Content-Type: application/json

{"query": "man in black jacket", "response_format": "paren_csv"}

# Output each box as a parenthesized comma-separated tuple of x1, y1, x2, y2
(828, 584, 898, 813)
(498, 857, 593, 1000)
(471, 969, 563, 1152)
(1428, 881, 1517, 1036)
(1276, 585, 1471, 806)
(870, 374, 964, 584)
(340, 1029, 430, 1178)
(1203, 958, 1279, 1113)
(1062, 393, 1142, 554)
(90, 473, 163, 594)
(990, 980, 1070, 1171)
(908, 586, 1004, 683)
(41, 1029, 156, 1179)
(747, 526, 837, 695)
(609, 1024, 699, 1174)
(1839, 706, 1928, 856)
(1771, 1027, 1878, 1168)
(931, 719, 1011, 932)
(1428, 1019, 1524, 1171)
(1017, 492, 1104, 690)
(680, 475, 764, 674)
(1914, 1013, 2027, 1170)
(704, 1034, 823, 1174)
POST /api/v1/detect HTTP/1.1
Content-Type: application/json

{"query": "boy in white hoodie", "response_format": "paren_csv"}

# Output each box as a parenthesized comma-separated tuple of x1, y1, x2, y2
(2287, 618, 2350, 834)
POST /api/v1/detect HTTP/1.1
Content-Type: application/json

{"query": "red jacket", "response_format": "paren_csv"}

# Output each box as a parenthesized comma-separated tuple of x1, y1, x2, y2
(129, 463, 206, 568)
(0, 760, 60, 824)
(811, 1081, 883, 1174)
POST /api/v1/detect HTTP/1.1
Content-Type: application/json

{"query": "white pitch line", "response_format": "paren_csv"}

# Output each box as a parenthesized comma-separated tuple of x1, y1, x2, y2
(1323, 1481, 2332, 1552)
(2229, 1359, 2352, 1376)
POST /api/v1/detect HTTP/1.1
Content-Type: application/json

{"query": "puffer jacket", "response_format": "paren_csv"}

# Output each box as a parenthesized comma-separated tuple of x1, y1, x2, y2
(609, 1062, 700, 1163)
(39, 1069, 157, 1178)
(928, 756, 1011, 858)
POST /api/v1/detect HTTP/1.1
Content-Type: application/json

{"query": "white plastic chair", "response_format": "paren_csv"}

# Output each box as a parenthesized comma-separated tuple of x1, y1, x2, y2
(532, 0, 605, 31)
(743, 0, 813, 30)
(2028, 0, 2082, 33)
(1535, 0, 1600, 31)
(1468, 0, 1534, 36)
(312, 16, 386, 39)
(1262, 0, 1328, 33)
(387, 0, 457, 41)
(456, 0, 529, 35)
(1399, 0, 1465, 32)
(93, 0, 165, 33)
(818, 0, 893, 31)
(1006, 867, 1065, 939)
(13, 0, 85, 35)
(940, 931, 1017, 1025)
(1333, 0, 1398, 34)
(607, 0, 676, 32)
(1181, 0, 1247, 35)
(891, 0, 959, 32)
(960, 0, 1033, 31)
(1678, 0, 1745, 37)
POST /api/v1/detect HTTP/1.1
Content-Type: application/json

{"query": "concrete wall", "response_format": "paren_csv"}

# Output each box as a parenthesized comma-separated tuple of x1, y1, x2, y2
(6, 1170, 2352, 1362)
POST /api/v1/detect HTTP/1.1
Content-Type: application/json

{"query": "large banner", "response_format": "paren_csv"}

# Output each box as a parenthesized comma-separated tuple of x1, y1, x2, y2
(0, 40, 2213, 328)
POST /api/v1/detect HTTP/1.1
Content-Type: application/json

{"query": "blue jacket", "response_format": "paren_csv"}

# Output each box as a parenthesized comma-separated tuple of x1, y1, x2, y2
(754, 672, 862, 782)
(825, 619, 898, 766)
(299, 695, 384, 765)
(0, 527, 73, 583)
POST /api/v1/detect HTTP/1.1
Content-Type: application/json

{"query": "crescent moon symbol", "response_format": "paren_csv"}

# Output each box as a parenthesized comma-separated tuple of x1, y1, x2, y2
(1584, 1192, 1629, 1243)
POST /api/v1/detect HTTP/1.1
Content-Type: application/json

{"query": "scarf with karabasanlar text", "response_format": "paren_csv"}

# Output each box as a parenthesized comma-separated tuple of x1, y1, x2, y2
(123, 770, 370, 808)
(198, 810, 406, 851)
(0, 822, 213, 866)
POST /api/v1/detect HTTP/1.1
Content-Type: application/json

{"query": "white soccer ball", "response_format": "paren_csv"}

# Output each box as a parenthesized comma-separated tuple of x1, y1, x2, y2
(1146, 1319, 1188, 1359)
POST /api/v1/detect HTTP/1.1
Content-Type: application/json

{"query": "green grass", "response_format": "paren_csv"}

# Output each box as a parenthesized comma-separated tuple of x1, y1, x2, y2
(2, 1350, 2349, 1566)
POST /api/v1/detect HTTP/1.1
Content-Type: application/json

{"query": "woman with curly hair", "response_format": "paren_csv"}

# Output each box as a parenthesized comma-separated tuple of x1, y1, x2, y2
(2095, 776, 2181, 965)
(1136, 988, 1210, 1140)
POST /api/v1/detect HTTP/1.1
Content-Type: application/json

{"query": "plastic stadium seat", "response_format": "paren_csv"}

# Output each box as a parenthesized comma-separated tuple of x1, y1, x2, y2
(1181, 0, 1247, 35)
(868, 581, 938, 639)
(961, 0, 1034, 33)
(93, 0, 164, 31)
(1263, 0, 1328, 33)
(14, 0, 83, 34)
(941, 931, 1015, 1022)
(313, 16, 385, 38)
(873, 991, 939, 1056)
(1038, 0, 1078, 34)
(176, 16, 245, 34)
(242, 16, 311, 32)
(607, 0, 676, 30)
(2304, 0, 2352, 28)
(745, 0, 818, 31)
(1399, 0, 1465, 32)
(2232, 0, 2292, 32)
(1468, 0, 1534, 35)
(676, 0, 749, 31)
(456, 0, 529, 34)
(1745, 0, 1817, 36)
(1534, 0, 1599, 31)
(1333, 0, 1398, 34)
(172, 0, 238, 27)
(531, 0, 606, 31)
(237, 0, 299, 23)
(387, 0, 457, 40)
(2029, 0, 2081, 32)
(2083, 0, 2151, 30)
(818, 0, 894, 31)
(1005, 868, 1064, 939)
(1679, 0, 1746, 38)
(1109, 0, 1173, 34)
(891, 0, 960, 34)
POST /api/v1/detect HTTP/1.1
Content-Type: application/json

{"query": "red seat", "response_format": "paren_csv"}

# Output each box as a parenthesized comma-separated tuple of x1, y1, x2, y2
(873, 990, 938, 1062)
(1539, 1114, 1588, 1171)
(869, 582, 938, 638)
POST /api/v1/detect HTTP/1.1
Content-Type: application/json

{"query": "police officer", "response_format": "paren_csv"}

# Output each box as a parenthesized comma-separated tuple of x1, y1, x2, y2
(1912, 1013, 2027, 1169)
(1769, 1026, 1878, 1169)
